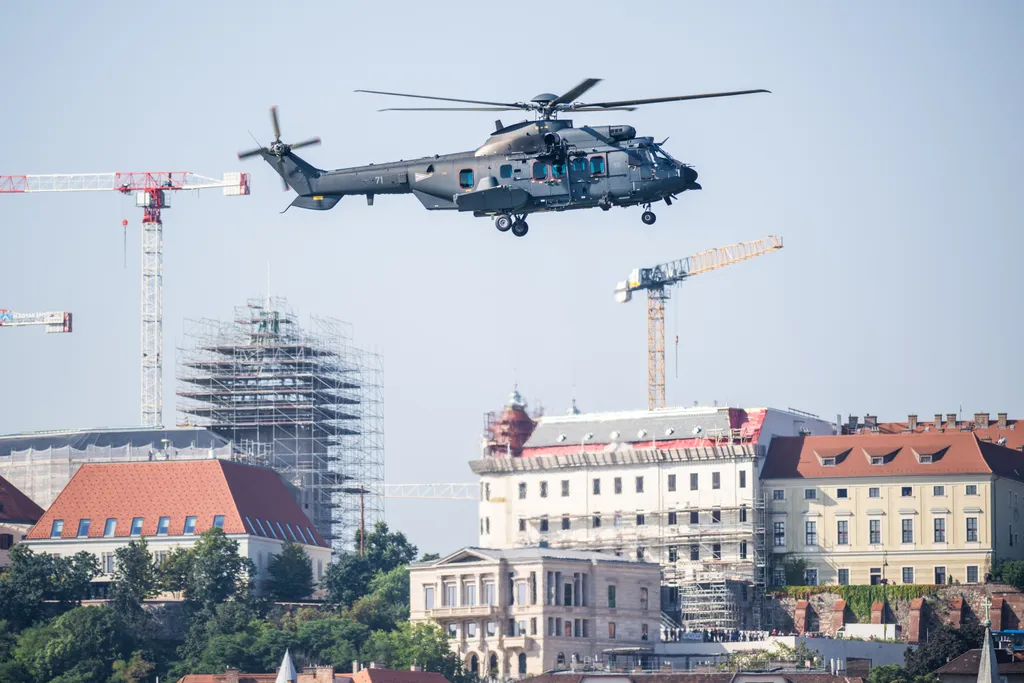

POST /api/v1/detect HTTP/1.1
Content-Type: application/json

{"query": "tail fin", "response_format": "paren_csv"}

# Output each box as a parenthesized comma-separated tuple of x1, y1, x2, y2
(261, 150, 322, 196)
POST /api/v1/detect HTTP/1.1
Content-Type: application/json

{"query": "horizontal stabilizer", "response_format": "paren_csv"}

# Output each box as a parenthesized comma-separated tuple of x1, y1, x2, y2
(284, 195, 343, 212)
(454, 185, 529, 213)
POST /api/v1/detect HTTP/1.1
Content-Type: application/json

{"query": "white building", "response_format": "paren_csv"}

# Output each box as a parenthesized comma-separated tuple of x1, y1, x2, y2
(22, 459, 332, 595)
(0, 472, 43, 566)
(409, 546, 661, 679)
(472, 393, 833, 629)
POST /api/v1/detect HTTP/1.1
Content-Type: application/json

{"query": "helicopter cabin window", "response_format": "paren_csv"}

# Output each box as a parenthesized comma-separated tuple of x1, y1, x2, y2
(551, 163, 566, 179)
(590, 155, 606, 176)
(500, 164, 513, 179)
(570, 158, 588, 173)
(532, 162, 547, 180)
(458, 169, 474, 189)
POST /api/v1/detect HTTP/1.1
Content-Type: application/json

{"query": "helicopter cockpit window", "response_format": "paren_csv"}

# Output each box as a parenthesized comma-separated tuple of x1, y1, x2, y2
(459, 169, 474, 189)
(589, 155, 606, 176)
(570, 158, 587, 173)
(551, 163, 566, 178)
(532, 162, 547, 180)
(499, 164, 513, 179)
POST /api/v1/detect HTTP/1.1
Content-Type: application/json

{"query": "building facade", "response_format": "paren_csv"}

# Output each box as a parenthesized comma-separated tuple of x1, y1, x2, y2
(409, 547, 661, 678)
(23, 459, 332, 594)
(0, 472, 44, 566)
(761, 433, 1024, 586)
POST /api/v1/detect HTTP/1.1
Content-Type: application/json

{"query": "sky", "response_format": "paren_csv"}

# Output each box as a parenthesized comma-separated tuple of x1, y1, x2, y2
(1, 2, 1022, 555)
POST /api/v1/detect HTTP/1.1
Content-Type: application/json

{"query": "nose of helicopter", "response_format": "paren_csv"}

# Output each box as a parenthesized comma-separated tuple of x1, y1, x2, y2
(683, 166, 700, 189)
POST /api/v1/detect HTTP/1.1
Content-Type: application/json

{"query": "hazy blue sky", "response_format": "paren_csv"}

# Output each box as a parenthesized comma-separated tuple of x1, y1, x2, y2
(1, 2, 1022, 554)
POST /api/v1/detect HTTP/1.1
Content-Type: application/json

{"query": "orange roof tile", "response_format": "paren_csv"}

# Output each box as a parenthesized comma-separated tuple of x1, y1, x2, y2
(0, 472, 44, 524)
(26, 460, 325, 546)
(761, 432, 1024, 481)
(852, 417, 1024, 450)
(354, 670, 450, 683)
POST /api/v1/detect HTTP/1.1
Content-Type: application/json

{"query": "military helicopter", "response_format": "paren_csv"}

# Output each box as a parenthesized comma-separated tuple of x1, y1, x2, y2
(238, 79, 768, 236)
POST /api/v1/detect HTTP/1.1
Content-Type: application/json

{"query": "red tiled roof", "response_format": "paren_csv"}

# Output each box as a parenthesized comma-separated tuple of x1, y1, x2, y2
(177, 676, 278, 683)
(761, 432, 1024, 481)
(355, 670, 450, 683)
(935, 648, 1024, 674)
(851, 417, 1024, 451)
(0, 472, 44, 524)
(26, 460, 325, 546)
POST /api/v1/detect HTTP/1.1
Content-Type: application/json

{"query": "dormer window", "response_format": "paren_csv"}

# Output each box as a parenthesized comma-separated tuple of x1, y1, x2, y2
(156, 517, 170, 536)
(822, 457, 836, 467)
(920, 454, 933, 464)
(871, 456, 884, 466)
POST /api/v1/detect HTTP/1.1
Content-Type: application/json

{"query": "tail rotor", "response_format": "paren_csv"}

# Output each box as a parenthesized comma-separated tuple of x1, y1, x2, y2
(238, 106, 321, 191)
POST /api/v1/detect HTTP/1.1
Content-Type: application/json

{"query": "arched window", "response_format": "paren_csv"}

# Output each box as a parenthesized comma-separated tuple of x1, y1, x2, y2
(518, 652, 527, 674)
(469, 654, 479, 675)
(556, 652, 566, 669)
(489, 653, 499, 677)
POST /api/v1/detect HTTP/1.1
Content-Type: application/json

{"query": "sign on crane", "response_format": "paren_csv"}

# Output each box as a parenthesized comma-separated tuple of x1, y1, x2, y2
(0, 309, 73, 333)
(0, 171, 250, 427)
(615, 235, 784, 411)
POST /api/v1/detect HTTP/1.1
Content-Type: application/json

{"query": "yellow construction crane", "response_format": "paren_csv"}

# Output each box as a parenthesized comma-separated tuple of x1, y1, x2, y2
(615, 235, 783, 410)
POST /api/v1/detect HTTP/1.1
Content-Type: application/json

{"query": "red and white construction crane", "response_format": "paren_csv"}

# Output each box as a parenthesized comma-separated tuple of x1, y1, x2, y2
(0, 171, 250, 426)
(0, 309, 73, 333)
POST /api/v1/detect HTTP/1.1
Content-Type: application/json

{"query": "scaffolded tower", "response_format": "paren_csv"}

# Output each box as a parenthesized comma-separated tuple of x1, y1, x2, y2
(176, 296, 383, 553)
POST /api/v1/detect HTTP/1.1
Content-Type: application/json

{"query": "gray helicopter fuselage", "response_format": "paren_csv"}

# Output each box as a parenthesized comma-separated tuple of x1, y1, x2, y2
(270, 118, 700, 216)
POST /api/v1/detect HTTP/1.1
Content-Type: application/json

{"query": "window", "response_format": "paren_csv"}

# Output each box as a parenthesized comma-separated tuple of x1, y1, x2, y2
(464, 583, 477, 606)
(635, 476, 644, 493)
(837, 520, 849, 545)
(424, 586, 435, 610)
(276, 522, 287, 539)
(640, 587, 648, 610)
(967, 517, 978, 542)
(804, 569, 819, 586)
(668, 474, 677, 491)
(837, 488, 848, 499)
(713, 543, 722, 560)
(668, 546, 678, 562)
(484, 483, 491, 501)
(561, 480, 570, 497)
(967, 566, 979, 584)
(870, 567, 882, 585)
(711, 509, 721, 524)
(903, 567, 915, 584)
(772, 489, 784, 500)
(902, 486, 913, 497)
(484, 582, 496, 605)
(804, 488, 817, 500)
(740, 506, 748, 523)
(667, 511, 677, 525)
(614, 477, 622, 494)
(773, 568, 787, 586)
(519, 518, 527, 532)
(252, 518, 267, 536)
(0, 534, 12, 550)
(157, 516, 170, 536)
(871, 456, 884, 466)
(822, 457, 836, 467)
(50, 520, 64, 538)
(902, 518, 914, 543)
(500, 164, 513, 179)
(712, 472, 721, 489)
(77, 519, 91, 538)
(740, 541, 748, 559)
(562, 515, 571, 530)
(919, 454, 933, 464)
(517, 582, 527, 606)
(592, 514, 601, 528)
(774, 521, 786, 547)
(691, 473, 699, 490)
(540, 481, 548, 498)
(486, 620, 497, 636)
(570, 158, 587, 172)
(870, 519, 881, 544)
(933, 485, 945, 496)
(130, 517, 144, 536)
(838, 568, 850, 585)
(213, 515, 225, 529)
(869, 487, 880, 498)
(690, 510, 699, 525)
(608, 621, 616, 639)
(589, 156, 606, 175)
(102, 552, 115, 575)
(532, 162, 547, 180)
(636, 512, 645, 526)
(641, 623, 649, 641)
(607, 585, 616, 608)
(519, 482, 527, 499)
(459, 168, 474, 188)
(934, 518, 946, 543)
(614, 513, 622, 527)
(935, 566, 947, 585)
(530, 618, 537, 636)
(447, 623, 457, 639)
(966, 484, 978, 496)
(467, 622, 477, 638)
(445, 583, 458, 606)
(540, 517, 549, 532)
(552, 163, 566, 178)
(739, 471, 747, 488)
(593, 478, 601, 495)
(805, 521, 817, 546)
(285, 523, 298, 542)
(690, 545, 700, 560)
(295, 526, 308, 544)
(306, 527, 316, 544)
(104, 518, 117, 537)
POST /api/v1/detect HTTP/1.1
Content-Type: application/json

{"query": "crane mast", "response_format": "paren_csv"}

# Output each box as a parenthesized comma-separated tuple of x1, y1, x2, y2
(1, 171, 249, 426)
(616, 235, 783, 411)
(0, 310, 73, 333)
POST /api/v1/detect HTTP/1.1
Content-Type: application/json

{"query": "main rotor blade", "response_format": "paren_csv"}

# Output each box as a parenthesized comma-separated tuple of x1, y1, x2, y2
(567, 106, 638, 112)
(576, 89, 771, 109)
(355, 88, 524, 109)
(270, 106, 282, 141)
(377, 106, 523, 112)
(289, 137, 321, 150)
(238, 147, 265, 160)
(548, 78, 602, 107)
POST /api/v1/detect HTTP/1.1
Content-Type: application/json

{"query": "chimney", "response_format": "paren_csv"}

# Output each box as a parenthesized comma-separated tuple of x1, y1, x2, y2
(411, 665, 421, 672)
(353, 661, 361, 674)
(314, 666, 335, 683)
(935, 414, 944, 429)
(369, 662, 377, 669)
(225, 668, 240, 683)
(975, 413, 990, 428)
(947, 413, 957, 428)
(908, 414, 918, 429)
(999, 413, 1008, 429)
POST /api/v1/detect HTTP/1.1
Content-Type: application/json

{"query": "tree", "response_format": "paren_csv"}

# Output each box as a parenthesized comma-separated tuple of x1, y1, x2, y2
(162, 528, 256, 610)
(324, 552, 374, 609)
(362, 622, 472, 683)
(994, 560, 1024, 589)
(0, 545, 99, 629)
(295, 616, 369, 670)
(348, 566, 410, 632)
(110, 651, 156, 683)
(266, 541, 314, 602)
(419, 553, 441, 562)
(363, 522, 418, 574)
(109, 539, 159, 627)
(904, 624, 984, 677)
(17, 606, 130, 682)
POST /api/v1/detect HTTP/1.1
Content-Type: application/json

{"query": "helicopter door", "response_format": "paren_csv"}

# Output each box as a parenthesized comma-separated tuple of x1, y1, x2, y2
(568, 157, 590, 203)
(548, 160, 570, 205)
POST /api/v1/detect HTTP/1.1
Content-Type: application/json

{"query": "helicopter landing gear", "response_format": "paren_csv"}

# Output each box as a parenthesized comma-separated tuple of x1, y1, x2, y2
(641, 204, 657, 225)
(511, 218, 529, 237)
(495, 214, 512, 232)
(598, 195, 613, 211)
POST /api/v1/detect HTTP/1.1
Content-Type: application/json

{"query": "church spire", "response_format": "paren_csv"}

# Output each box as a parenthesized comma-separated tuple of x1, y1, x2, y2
(978, 598, 998, 683)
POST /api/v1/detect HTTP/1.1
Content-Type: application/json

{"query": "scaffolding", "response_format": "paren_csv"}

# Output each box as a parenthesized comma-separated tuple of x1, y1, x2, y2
(176, 296, 383, 553)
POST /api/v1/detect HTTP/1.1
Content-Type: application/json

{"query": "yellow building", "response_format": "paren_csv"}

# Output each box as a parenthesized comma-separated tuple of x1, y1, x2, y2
(760, 432, 1024, 586)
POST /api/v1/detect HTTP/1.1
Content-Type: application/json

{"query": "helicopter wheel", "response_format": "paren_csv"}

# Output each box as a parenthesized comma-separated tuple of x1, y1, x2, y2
(511, 220, 529, 237)
(495, 214, 512, 232)
(641, 210, 657, 225)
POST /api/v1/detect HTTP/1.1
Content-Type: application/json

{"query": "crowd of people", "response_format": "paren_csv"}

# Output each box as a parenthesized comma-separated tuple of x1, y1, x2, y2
(662, 627, 780, 643)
